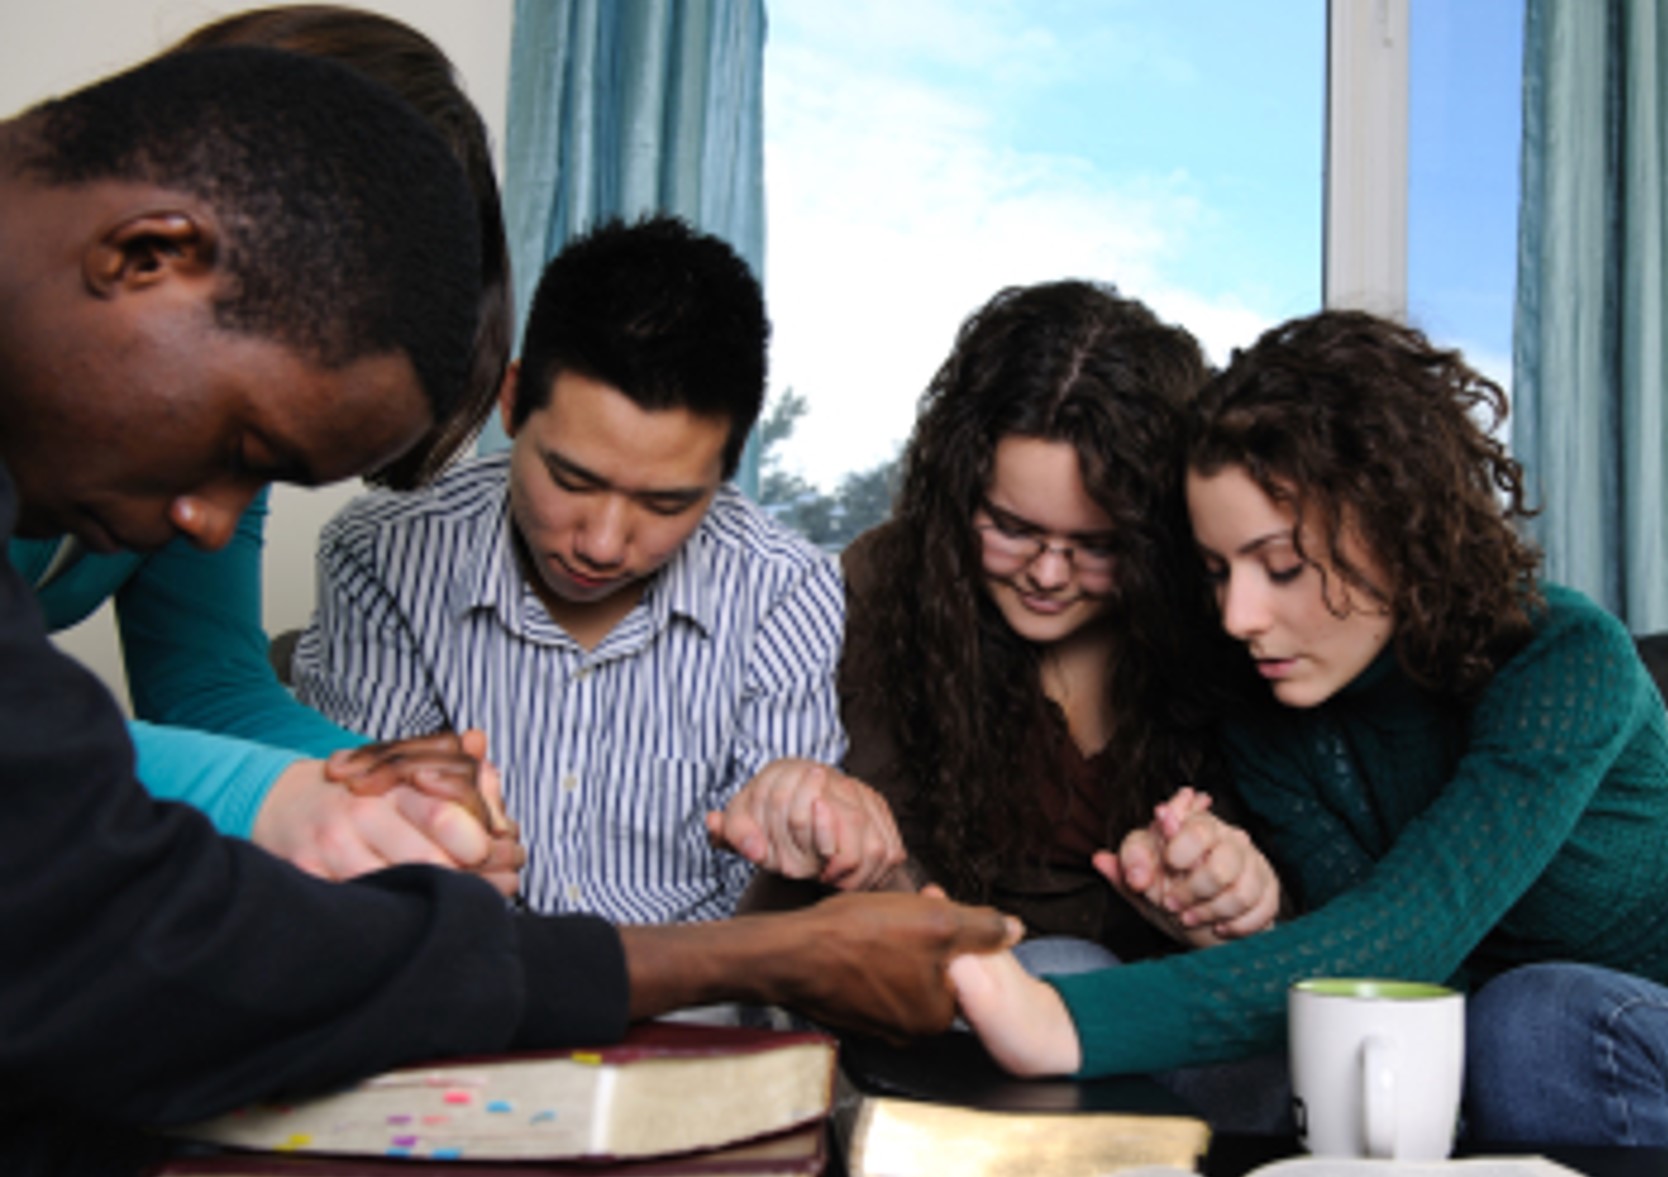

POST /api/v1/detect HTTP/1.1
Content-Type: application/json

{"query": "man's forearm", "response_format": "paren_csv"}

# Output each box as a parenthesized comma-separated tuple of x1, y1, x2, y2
(616, 892, 1022, 1041)
(619, 914, 789, 1017)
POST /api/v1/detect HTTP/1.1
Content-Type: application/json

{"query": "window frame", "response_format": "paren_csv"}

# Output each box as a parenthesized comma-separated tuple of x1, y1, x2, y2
(1326, 0, 1411, 318)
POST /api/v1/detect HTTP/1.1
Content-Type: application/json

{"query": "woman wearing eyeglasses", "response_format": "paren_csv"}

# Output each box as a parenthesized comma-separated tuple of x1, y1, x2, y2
(837, 280, 1280, 975)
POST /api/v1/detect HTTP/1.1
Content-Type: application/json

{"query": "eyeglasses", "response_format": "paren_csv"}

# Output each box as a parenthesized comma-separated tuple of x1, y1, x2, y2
(974, 500, 1118, 578)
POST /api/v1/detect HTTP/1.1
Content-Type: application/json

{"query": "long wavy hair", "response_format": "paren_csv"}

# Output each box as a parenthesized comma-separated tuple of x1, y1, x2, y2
(1187, 309, 1542, 698)
(855, 280, 1223, 898)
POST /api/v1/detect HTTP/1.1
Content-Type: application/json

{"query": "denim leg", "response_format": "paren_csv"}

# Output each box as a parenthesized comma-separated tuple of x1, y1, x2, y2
(1012, 935, 1122, 976)
(1013, 937, 1293, 1134)
(1465, 962, 1668, 1146)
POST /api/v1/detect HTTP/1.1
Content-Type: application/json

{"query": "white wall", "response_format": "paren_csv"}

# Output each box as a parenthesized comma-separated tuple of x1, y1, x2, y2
(0, 0, 514, 703)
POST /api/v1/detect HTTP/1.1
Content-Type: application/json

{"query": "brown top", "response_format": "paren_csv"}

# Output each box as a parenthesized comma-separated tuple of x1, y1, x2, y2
(839, 524, 1174, 964)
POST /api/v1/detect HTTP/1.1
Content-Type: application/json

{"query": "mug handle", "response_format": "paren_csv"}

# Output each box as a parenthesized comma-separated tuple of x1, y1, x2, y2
(1362, 1034, 1398, 1157)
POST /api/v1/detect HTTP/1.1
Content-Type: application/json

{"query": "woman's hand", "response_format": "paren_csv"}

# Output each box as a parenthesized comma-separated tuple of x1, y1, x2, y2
(254, 733, 523, 897)
(1095, 787, 1281, 947)
(933, 883, 1081, 1076)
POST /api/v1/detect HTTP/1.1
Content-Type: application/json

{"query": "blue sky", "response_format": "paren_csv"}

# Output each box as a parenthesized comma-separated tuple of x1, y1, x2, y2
(1408, 0, 1524, 370)
(763, 0, 1523, 489)
(763, 0, 1325, 486)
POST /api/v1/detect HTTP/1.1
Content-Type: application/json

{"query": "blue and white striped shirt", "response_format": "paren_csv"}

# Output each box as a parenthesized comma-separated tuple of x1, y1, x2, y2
(293, 453, 847, 923)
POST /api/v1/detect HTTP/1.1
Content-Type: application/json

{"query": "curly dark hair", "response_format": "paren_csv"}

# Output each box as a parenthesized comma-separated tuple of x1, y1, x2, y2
(853, 280, 1224, 898)
(20, 46, 481, 442)
(1187, 309, 1542, 697)
(512, 215, 768, 479)
(171, 7, 511, 490)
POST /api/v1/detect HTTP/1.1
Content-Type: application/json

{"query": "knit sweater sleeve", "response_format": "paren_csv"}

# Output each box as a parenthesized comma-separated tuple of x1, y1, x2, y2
(1052, 587, 1654, 1076)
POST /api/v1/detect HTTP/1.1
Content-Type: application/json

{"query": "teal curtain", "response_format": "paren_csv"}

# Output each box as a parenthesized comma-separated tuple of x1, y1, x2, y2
(483, 0, 767, 496)
(1513, 0, 1667, 630)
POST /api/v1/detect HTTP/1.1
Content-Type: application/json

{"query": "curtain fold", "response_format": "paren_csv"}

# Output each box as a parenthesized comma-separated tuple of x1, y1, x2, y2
(1513, 0, 1667, 630)
(484, 0, 767, 494)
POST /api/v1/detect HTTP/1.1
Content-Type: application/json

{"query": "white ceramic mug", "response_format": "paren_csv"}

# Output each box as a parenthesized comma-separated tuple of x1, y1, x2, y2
(1288, 978, 1464, 1160)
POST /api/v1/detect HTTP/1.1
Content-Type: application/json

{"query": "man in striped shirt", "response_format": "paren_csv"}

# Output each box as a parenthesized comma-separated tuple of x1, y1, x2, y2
(296, 216, 904, 923)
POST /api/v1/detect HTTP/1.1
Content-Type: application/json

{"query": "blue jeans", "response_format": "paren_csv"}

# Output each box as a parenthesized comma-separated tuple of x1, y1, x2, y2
(1014, 937, 1294, 1135)
(1465, 962, 1668, 1146)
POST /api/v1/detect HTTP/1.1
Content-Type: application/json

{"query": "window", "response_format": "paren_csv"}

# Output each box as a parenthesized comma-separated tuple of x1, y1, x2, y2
(1407, 0, 1524, 394)
(760, 0, 1326, 548)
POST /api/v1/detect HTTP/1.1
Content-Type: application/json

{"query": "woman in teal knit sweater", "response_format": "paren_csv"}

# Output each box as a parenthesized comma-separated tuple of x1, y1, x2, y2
(954, 310, 1668, 1146)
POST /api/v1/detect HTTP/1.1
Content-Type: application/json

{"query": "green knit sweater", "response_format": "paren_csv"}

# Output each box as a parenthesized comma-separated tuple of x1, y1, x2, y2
(1052, 584, 1668, 1077)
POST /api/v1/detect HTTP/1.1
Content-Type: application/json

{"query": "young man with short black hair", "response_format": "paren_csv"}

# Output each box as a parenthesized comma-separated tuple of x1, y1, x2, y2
(296, 215, 908, 921)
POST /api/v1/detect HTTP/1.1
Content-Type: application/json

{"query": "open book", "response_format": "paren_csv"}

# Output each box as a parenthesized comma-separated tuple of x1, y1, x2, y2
(169, 1022, 835, 1164)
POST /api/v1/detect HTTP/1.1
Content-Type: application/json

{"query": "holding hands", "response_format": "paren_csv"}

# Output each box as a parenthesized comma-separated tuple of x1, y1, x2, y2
(253, 729, 524, 897)
(706, 758, 909, 891)
(1095, 786, 1280, 947)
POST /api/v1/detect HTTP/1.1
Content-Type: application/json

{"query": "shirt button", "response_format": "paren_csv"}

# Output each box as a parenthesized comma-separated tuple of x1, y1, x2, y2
(566, 884, 581, 903)
(562, 774, 579, 792)
(574, 667, 592, 682)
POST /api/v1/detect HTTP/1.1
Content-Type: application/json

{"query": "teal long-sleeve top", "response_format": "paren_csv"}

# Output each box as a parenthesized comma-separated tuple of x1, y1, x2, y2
(1051, 584, 1668, 1077)
(10, 490, 364, 836)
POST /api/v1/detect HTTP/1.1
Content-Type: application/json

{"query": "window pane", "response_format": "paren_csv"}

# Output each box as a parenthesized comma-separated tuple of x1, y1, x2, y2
(1408, 0, 1524, 398)
(761, 0, 1325, 547)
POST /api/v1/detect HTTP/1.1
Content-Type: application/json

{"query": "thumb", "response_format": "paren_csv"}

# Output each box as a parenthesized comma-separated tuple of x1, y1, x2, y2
(1091, 847, 1123, 888)
(1116, 831, 1164, 892)
(460, 728, 489, 762)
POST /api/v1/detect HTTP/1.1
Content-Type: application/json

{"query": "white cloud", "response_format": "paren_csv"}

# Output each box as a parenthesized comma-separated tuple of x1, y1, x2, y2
(763, 20, 1279, 489)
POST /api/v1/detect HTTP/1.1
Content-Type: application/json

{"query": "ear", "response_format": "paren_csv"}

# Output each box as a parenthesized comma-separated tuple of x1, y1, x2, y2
(82, 210, 217, 298)
(498, 359, 521, 438)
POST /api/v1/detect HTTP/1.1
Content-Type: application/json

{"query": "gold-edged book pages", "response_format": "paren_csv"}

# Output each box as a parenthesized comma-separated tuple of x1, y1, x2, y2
(831, 1032, 1209, 1177)
(841, 1091, 1210, 1176)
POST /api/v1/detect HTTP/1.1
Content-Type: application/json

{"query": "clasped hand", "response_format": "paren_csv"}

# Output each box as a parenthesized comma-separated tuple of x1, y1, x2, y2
(704, 758, 908, 891)
(1096, 786, 1280, 947)
(253, 729, 524, 897)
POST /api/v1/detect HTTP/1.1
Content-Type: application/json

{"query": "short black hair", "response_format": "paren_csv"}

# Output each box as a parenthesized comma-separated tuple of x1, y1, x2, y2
(512, 215, 768, 479)
(21, 46, 481, 430)
(172, 8, 512, 489)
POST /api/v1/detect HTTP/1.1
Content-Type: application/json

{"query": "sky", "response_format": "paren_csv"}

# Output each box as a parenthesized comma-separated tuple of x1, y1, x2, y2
(762, 0, 1523, 491)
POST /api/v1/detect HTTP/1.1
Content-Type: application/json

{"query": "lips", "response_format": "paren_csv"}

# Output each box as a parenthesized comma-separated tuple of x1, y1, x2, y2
(1017, 591, 1074, 616)
(550, 553, 619, 594)
(1253, 655, 1298, 679)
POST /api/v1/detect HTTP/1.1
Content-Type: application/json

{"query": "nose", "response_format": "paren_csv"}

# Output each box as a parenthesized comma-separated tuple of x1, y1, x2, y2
(573, 494, 629, 569)
(170, 482, 260, 552)
(1025, 543, 1073, 591)
(1218, 568, 1271, 642)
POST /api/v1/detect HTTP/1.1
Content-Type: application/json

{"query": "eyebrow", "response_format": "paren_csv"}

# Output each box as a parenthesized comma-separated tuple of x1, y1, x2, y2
(542, 449, 711, 505)
(1198, 529, 1296, 560)
(984, 499, 1116, 544)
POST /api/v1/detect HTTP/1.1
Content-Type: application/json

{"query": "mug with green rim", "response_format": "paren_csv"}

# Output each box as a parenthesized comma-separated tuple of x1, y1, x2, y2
(1293, 978, 1455, 1001)
(1288, 975, 1465, 1160)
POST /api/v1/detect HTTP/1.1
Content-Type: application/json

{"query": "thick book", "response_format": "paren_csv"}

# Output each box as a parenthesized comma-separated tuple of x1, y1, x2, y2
(147, 1121, 826, 1175)
(833, 1031, 1211, 1176)
(168, 1022, 835, 1164)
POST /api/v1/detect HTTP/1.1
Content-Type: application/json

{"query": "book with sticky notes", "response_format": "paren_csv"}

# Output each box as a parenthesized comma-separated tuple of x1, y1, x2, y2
(167, 1021, 836, 1165)
(150, 1120, 829, 1174)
